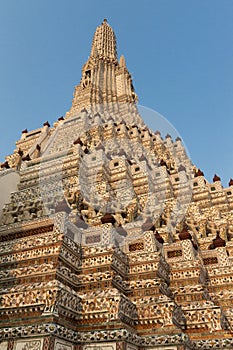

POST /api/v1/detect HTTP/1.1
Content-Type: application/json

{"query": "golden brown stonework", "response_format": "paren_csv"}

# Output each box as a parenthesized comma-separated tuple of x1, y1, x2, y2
(0, 19, 233, 350)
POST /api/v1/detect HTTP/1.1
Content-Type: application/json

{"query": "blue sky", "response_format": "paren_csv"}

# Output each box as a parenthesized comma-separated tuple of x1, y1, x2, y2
(0, 0, 232, 186)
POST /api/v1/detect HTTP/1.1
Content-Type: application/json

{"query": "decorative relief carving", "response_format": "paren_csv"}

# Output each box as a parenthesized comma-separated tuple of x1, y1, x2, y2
(203, 257, 218, 265)
(0, 244, 59, 264)
(85, 235, 101, 244)
(167, 250, 182, 259)
(54, 339, 73, 350)
(22, 341, 41, 350)
(0, 229, 60, 255)
(42, 336, 55, 350)
(0, 261, 57, 280)
(129, 241, 144, 252)
(14, 339, 43, 350)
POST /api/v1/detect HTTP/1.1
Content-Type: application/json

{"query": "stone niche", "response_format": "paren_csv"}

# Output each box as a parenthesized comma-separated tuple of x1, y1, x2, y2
(54, 338, 73, 350)
(83, 343, 116, 350)
(0, 342, 8, 350)
(13, 338, 43, 350)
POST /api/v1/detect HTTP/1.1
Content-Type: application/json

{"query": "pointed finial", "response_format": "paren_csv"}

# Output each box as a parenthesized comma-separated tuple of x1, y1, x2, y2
(179, 225, 192, 240)
(103, 18, 107, 23)
(195, 168, 204, 177)
(119, 55, 126, 67)
(213, 174, 221, 182)
(212, 231, 226, 248)
(165, 134, 171, 139)
(43, 121, 50, 127)
(1, 161, 10, 169)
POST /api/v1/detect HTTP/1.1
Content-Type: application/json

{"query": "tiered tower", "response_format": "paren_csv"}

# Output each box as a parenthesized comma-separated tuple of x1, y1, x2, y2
(67, 19, 139, 120)
(1, 20, 233, 350)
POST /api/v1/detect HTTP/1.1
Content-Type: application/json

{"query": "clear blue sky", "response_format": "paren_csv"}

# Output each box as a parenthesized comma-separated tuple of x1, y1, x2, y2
(0, 0, 232, 186)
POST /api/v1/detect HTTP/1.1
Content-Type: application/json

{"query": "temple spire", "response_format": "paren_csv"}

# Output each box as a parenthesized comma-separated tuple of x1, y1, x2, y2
(66, 19, 138, 117)
(90, 19, 117, 62)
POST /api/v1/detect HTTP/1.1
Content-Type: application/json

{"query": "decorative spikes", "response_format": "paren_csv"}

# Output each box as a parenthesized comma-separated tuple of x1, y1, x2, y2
(178, 164, 186, 172)
(22, 154, 31, 162)
(213, 174, 221, 182)
(209, 231, 226, 249)
(178, 226, 192, 241)
(81, 108, 88, 114)
(195, 168, 204, 177)
(17, 148, 24, 157)
(213, 231, 226, 247)
(1, 161, 10, 169)
(73, 138, 83, 146)
(101, 213, 116, 225)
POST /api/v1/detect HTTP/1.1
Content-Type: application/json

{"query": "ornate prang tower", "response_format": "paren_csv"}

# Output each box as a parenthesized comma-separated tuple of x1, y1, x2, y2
(67, 19, 138, 119)
(1, 20, 233, 350)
